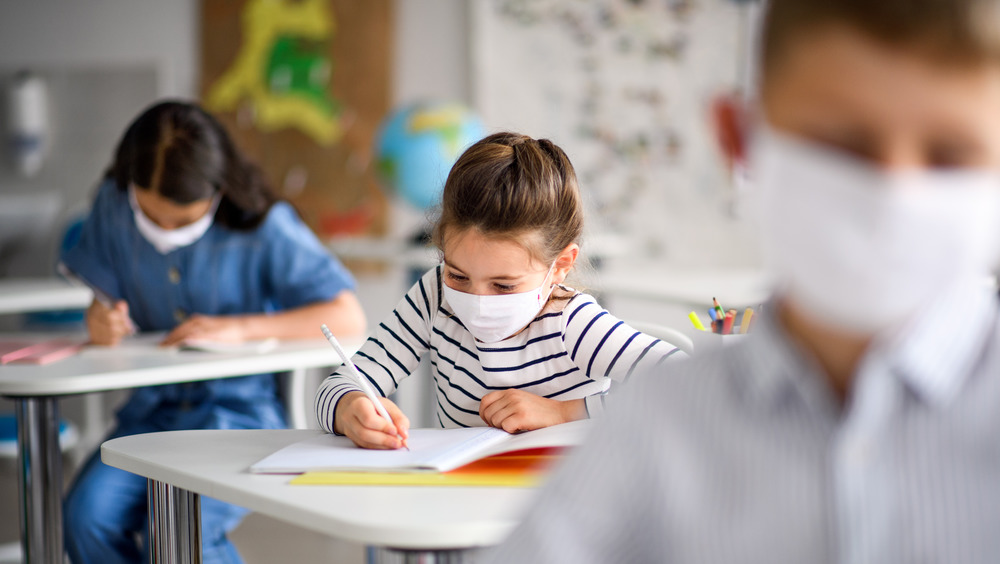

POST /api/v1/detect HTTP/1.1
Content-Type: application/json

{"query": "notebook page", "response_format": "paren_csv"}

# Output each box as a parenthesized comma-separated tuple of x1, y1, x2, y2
(249, 427, 509, 474)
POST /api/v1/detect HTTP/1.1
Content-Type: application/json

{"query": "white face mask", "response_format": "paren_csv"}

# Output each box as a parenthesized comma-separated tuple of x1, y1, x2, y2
(443, 263, 556, 344)
(128, 185, 220, 254)
(752, 126, 1000, 335)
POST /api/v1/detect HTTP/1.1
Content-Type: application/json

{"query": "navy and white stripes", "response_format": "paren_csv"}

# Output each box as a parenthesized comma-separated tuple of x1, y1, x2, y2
(315, 266, 682, 431)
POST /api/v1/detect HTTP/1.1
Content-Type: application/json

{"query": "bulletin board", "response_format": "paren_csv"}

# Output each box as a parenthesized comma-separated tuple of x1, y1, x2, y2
(200, 0, 393, 239)
(472, 0, 762, 267)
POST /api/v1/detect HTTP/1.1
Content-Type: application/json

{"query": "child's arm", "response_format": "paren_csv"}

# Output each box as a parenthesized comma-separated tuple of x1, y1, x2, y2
(159, 291, 365, 346)
(561, 296, 687, 418)
(315, 268, 440, 446)
(157, 200, 364, 346)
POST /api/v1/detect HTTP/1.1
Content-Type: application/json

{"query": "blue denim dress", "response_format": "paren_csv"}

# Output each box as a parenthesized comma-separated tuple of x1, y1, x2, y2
(60, 179, 355, 564)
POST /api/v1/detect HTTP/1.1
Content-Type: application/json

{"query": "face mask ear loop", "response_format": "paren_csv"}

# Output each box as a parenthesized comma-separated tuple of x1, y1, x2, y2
(539, 262, 558, 302)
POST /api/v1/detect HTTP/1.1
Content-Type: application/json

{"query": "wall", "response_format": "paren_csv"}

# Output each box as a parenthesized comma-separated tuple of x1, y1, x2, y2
(0, 0, 198, 96)
(0, 0, 198, 276)
(0, 0, 472, 270)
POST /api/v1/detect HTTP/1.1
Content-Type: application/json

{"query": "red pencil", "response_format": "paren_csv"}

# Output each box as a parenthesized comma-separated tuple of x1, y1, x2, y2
(722, 310, 736, 335)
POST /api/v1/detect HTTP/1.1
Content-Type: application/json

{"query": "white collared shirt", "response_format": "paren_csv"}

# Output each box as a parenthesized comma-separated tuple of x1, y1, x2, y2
(488, 278, 1000, 564)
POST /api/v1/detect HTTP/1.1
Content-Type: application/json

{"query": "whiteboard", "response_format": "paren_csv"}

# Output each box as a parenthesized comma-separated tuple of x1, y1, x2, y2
(470, 0, 763, 267)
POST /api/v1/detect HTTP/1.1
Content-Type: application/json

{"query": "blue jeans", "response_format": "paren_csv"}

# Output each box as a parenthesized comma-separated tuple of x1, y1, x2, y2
(64, 390, 286, 564)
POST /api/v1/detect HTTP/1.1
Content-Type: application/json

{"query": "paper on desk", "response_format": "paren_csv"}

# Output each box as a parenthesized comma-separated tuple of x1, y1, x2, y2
(180, 338, 279, 354)
(250, 420, 591, 474)
(80, 334, 279, 356)
(79, 334, 177, 357)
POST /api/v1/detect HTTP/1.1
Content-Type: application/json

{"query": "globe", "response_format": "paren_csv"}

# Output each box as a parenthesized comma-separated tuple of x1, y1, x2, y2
(375, 102, 487, 210)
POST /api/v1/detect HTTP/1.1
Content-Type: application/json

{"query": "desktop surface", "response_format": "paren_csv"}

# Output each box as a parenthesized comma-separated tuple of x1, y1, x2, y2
(0, 334, 361, 397)
(102, 429, 538, 550)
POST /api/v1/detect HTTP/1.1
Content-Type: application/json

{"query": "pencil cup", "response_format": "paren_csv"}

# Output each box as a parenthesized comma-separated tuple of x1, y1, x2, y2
(690, 331, 746, 354)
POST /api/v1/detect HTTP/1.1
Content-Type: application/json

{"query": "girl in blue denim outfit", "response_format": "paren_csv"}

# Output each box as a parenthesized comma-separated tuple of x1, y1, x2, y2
(60, 100, 366, 564)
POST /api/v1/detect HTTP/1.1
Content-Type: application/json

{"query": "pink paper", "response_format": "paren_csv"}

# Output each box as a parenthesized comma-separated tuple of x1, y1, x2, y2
(0, 342, 45, 364)
(8, 340, 85, 365)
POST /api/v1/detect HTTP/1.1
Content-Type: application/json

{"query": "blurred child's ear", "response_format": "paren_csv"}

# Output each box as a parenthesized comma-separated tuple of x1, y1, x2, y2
(711, 92, 749, 170)
(552, 243, 580, 285)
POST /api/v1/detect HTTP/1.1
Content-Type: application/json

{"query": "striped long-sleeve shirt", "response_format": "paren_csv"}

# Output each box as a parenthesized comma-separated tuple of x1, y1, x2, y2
(315, 266, 683, 431)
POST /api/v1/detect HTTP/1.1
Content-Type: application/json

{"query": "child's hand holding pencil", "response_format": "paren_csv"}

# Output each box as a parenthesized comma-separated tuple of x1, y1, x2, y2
(322, 324, 410, 450)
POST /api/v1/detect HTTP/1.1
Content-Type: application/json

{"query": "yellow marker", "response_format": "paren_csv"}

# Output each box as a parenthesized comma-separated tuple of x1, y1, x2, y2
(740, 307, 754, 334)
(688, 311, 707, 331)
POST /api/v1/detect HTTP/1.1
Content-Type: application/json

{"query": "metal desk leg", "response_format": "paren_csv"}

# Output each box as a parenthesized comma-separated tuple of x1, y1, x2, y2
(15, 397, 63, 564)
(369, 546, 484, 563)
(147, 479, 202, 564)
(285, 367, 309, 430)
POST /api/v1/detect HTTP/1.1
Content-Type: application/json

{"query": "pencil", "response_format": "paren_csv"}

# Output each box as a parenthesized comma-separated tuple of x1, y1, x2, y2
(740, 307, 754, 334)
(688, 312, 707, 331)
(320, 324, 409, 450)
(722, 310, 736, 335)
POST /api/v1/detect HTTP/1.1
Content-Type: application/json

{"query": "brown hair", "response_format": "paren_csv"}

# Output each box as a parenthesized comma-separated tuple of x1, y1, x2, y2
(432, 132, 584, 267)
(762, 0, 1000, 75)
(108, 100, 279, 231)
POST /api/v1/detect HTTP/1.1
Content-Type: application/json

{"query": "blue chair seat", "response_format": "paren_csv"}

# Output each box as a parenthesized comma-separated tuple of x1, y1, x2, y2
(0, 414, 77, 458)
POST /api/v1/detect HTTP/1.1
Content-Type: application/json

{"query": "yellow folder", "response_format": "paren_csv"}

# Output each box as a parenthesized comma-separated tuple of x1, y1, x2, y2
(290, 450, 562, 487)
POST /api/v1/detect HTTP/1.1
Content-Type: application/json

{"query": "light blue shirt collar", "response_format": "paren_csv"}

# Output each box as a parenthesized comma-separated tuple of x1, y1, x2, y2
(743, 279, 998, 413)
(878, 278, 997, 408)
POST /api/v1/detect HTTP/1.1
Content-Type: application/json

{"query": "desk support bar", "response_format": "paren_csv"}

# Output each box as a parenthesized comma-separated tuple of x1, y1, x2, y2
(16, 397, 64, 564)
(148, 479, 202, 564)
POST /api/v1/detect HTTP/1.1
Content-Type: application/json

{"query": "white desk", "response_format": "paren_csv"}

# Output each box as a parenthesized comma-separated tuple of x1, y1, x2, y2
(0, 277, 92, 315)
(0, 335, 363, 564)
(102, 429, 535, 562)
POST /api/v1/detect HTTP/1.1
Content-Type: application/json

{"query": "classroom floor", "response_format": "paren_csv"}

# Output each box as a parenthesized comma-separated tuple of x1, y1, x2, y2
(231, 513, 365, 564)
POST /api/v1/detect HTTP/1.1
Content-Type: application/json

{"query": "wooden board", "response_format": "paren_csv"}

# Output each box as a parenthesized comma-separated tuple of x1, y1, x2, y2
(200, 0, 393, 239)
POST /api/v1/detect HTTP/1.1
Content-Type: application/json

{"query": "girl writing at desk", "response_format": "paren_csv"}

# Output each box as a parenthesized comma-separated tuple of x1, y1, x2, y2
(60, 100, 365, 564)
(316, 132, 685, 449)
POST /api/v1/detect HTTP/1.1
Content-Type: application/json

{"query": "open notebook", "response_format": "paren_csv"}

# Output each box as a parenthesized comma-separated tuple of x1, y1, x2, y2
(250, 419, 592, 474)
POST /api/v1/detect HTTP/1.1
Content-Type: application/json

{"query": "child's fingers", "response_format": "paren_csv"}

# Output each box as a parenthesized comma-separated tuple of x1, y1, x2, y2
(482, 397, 528, 432)
(88, 301, 131, 345)
(160, 318, 205, 346)
(108, 309, 132, 335)
(355, 398, 404, 436)
(381, 398, 410, 438)
(350, 424, 403, 450)
(494, 412, 529, 434)
(351, 405, 403, 449)
(480, 390, 515, 427)
(479, 390, 506, 422)
(114, 301, 137, 334)
(486, 404, 519, 432)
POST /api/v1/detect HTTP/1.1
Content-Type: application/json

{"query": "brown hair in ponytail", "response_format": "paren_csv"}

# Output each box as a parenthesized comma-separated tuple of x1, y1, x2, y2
(432, 132, 584, 268)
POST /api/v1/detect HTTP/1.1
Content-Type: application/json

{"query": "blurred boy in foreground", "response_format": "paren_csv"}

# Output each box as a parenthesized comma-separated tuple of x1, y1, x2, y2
(488, 0, 1000, 562)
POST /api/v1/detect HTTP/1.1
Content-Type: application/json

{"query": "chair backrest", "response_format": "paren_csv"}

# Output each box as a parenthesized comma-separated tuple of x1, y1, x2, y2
(627, 320, 695, 355)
